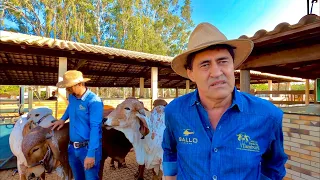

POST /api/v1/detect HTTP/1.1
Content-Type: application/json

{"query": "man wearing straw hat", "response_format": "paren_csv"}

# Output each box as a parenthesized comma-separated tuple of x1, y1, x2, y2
(162, 23, 287, 180)
(51, 70, 103, 180)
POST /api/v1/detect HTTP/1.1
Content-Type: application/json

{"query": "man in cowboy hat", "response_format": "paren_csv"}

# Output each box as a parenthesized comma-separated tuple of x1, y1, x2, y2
(162, 23, 287, 180)
(51, 70, 103, 180)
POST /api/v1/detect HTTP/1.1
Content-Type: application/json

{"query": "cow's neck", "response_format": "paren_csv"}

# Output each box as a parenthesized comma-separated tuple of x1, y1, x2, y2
(117, 123, 146, 165)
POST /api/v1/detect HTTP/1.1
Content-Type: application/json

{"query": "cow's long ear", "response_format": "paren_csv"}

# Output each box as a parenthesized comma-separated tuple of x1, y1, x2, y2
(22, 120, 35, 137)
(136, 113, 150, 139)
(134, 101, 149, 139)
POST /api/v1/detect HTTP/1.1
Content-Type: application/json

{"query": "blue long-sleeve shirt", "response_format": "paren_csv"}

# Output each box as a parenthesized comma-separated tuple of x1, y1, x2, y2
(162, 87, 288, 180)
(61, 89, 103, 158)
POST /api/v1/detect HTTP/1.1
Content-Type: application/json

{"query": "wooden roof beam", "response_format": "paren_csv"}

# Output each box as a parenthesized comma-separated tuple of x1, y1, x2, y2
(254, 66, 319, 80)
(241, 44, 320, 69)
(0, 64, 57, 73)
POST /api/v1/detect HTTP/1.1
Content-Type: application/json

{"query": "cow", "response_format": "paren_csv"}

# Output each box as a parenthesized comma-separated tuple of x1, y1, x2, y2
(9, 107, 57, 180)
(100, 107, 133, 177)
(152, 99, 168, 107)
(104, 98, 166, 180)
(21, 123, 72, 180)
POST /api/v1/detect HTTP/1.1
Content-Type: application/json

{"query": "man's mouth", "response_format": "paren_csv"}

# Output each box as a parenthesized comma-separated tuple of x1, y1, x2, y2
(210, 80, 226, 86)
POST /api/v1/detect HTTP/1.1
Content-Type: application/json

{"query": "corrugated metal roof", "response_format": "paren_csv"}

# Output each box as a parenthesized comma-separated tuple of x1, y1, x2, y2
(0, 31, 173, 63)
(238, 14, 320, 40)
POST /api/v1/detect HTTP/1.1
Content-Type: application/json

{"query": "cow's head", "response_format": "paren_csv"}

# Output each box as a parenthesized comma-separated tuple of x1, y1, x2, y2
(104, 99, 150, 138)
(153, 99, 168, 108)
(21, 126, 54, 173)
(27, 107, 56, 127)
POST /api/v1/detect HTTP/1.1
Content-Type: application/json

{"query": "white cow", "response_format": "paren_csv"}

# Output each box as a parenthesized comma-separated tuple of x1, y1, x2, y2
(104, 99, 166, 180)
(9, 107, 56, 180)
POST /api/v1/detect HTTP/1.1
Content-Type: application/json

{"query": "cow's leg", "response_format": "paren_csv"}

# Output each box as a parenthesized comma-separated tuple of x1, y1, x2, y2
(118, 158, 127, 169)
(39, 171, 45, 180)
(99, 158, 105, 180)
(134, 164, 145, 180)
(109, 158, 116, 170)
(152, 169, 158, 180)
(17, 162, 27, 180)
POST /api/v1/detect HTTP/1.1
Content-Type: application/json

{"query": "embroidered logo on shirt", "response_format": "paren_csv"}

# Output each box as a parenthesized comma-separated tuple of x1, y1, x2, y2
(236, 132, 260, 152)
(79, 104, 86, 111)
(183, 129, 194, 136)
(179, 129, 198, 144)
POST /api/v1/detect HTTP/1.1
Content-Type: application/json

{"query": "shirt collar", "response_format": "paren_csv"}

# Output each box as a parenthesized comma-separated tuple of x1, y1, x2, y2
(79, 88, 91, 101)
(189, 87, 243, 112)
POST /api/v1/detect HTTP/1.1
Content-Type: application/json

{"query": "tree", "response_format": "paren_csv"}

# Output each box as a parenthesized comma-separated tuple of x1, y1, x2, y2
(0, 85, 20, 96)
(3, 0, 193, 56)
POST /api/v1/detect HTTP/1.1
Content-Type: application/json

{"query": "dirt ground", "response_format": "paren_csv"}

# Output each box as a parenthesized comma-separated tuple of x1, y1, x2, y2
(0, 151, 154, 180)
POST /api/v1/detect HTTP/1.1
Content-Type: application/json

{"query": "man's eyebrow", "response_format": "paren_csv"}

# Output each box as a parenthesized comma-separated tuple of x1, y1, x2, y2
(216, 56, 229, 61)
(198, 60, 210, 65)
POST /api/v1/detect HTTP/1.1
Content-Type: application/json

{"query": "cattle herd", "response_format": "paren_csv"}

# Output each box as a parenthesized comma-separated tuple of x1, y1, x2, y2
(9, 98, 167, 180)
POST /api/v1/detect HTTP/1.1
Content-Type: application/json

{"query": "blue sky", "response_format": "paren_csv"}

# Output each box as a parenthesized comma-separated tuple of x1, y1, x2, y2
(191, 0, 320, 39)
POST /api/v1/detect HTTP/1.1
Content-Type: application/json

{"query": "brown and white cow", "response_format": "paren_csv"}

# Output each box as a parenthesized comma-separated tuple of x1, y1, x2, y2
(9, 107, 57, 180)
(104, 98, 166, 180)
(21, 123, 72, 180)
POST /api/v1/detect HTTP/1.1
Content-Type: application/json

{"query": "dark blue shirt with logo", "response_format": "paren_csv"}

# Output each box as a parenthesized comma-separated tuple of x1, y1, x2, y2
(162, 87, 288, 180)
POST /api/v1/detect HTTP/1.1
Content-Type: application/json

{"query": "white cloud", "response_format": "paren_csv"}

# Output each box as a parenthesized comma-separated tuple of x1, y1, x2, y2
(245, 0, 319, 37)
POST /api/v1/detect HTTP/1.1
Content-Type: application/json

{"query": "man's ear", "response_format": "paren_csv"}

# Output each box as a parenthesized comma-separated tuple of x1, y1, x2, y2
(187, 69, 195, 82)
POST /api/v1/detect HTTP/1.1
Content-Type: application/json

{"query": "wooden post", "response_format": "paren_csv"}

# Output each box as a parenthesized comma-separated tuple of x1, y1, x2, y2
(176, 87, 179, 97)
(305, 79, 309, 105)
(19, 86, 25, 114)
(151, 67, 158, 106)
(96, 87, 99, 96)
(139, 78, 144, 98)
(268, 80, 272, 100)
(36, 86, 41, 99)
(288, 82, 292, 101)
(314, 79, 318, 104)
(28, 87, 33, 111)
(132, 87, 135, 98)
(240, 70, 250, 93)
(186, 80, 190, 94)
(46, 86, 51, 98)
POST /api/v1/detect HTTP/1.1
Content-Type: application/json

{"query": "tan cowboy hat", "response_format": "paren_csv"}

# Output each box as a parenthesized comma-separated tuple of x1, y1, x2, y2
(171, 22, 254, 79)
(56, 70, 91, 88)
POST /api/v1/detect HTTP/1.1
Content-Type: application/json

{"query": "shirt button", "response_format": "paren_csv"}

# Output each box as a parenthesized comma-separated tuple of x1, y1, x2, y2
(214, 148, 218, 152)
(206, 126, 210, 129)
(212, 175, 217, 180)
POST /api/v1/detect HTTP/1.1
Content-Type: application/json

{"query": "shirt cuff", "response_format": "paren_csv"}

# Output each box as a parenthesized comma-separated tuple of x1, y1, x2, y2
(163, 162, 177, 176)
(86, 149, 96, 158)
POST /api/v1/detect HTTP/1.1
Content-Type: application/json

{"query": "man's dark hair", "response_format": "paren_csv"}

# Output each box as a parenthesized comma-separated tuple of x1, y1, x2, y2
(184, 44, 236, 70)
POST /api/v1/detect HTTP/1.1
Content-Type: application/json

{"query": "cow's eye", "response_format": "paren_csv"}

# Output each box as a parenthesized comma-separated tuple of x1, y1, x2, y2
(32, 148, 39, 153)
(124, 107, 130, 110)
(35, 114, 40, 117)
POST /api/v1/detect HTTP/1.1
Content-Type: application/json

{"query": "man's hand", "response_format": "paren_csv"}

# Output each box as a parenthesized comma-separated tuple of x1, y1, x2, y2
(50, 120, 65, 130)
(84, 157, 95, 170)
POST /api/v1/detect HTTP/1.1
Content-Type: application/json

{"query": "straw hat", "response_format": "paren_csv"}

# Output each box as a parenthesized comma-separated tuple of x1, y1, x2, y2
(171, 22, 254, 79)
(56, 70, 90, 88)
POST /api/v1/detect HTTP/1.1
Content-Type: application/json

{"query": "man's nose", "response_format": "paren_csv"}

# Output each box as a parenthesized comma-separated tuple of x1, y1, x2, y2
(209, 64, 223, 78)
